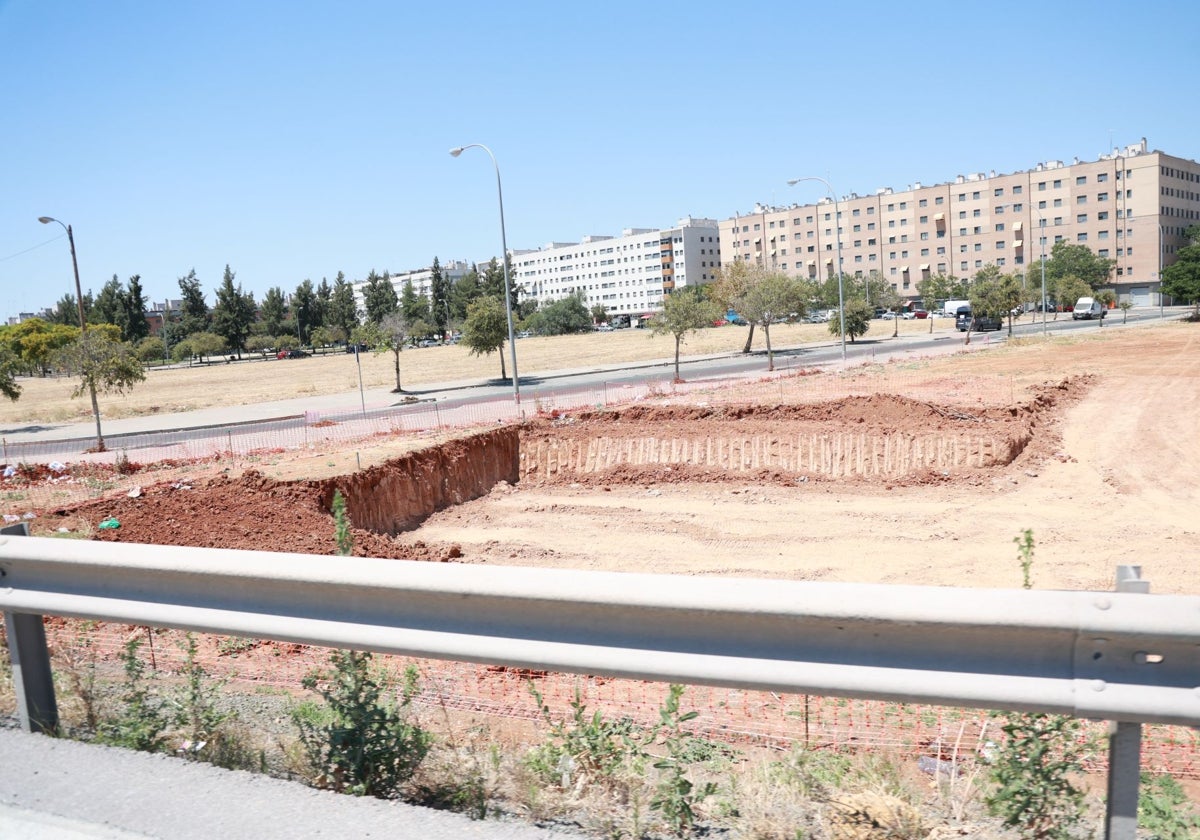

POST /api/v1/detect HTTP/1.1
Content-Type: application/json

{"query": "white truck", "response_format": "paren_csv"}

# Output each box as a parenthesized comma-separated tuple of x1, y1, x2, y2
(943, 299, 970, 317)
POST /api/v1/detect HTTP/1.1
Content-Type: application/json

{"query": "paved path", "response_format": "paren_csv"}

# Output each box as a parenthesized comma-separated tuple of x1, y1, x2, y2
(0, 728, 583, 840)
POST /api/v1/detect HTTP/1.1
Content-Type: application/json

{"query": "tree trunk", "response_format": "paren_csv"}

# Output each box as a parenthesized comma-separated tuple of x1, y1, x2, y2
(500, 348, 507, 382)
(741, 323, 755, 354)
(764, 325, 774, 371)
(89, 383, 105, 452)
(392, 348, 403, 392)
(674, 336, 682, 382)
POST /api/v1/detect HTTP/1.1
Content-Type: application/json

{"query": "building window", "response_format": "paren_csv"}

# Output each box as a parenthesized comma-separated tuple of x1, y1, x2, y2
(1038, 181, 1046, 191)
(996, 223, 1006, 231)
(1098, 173, 1109, 182)
(973, 226, 982, 234)
(1013, 185, 1023, 195)
(852, 208, 861, 216)
(1098, 230, 1109, 239)
(1098, 211, 1109, 220)
(919, 198, 928, 207)
(920, 232, 929, 240)
(975, 243, 983, 251)
(1077, 195, 1087, 204)
(1076, 175, 1087, 185)
(994, 187, 1004, 197)
(1053, 179, 1062, 188)
(995, 240, 1006, 249)
(1077, 233, 1088, 242)
(935, 196, 944, 205)
(997, 258, 1006, 266)
(973, 208, 981, 217)
(972, 191, 981, 199)
(1054, 198, 1063, 207)
(958, 193, 966, 201)
(1077, 214, 1087, 223)
(1038, 200, 1047, 209)
(1098, 192, 1108, 201)
(1099, 249, 1109, 257)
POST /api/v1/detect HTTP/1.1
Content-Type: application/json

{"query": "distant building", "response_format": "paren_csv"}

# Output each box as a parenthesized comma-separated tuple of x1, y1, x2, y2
(510, 217, 721, 319)
(351, 260, 472, 317)
(719, 138, 1200, 305)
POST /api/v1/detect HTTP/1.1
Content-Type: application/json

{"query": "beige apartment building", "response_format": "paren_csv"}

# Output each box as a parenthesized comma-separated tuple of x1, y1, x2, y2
(719, 139, 1200, 305)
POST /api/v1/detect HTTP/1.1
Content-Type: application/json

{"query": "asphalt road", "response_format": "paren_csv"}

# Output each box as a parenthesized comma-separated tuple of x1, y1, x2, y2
(0, 727, 585, 840)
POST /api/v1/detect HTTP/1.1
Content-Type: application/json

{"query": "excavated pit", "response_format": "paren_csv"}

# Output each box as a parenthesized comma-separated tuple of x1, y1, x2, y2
(47, 385, 1076, 556)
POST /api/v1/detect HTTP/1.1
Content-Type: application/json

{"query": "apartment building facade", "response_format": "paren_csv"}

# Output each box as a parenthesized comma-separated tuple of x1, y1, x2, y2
(350, 260, 472, 316)
(719, 139, 1200, 305)
(510, 217, 721, 319)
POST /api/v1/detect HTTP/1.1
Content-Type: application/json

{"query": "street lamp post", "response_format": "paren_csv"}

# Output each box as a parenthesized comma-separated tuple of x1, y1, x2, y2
(787, 177, 846, 365)
(450, 144, 520, 404)
(1032, 206, 1048, 337)
(38, 216, 105, 449)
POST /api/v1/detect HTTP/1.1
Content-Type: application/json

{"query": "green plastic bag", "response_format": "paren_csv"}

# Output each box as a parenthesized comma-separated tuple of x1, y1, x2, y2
(98, 517, 120, 530)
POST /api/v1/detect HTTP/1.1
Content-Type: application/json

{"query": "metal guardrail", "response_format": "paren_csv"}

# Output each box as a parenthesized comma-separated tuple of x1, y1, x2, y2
(1, 535, 1197, 726)
(1, 532, 1196, 839)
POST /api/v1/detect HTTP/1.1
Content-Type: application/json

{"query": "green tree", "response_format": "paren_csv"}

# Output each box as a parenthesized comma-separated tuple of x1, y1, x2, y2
(917, 272, 965, 313)
(649, 288, 720, 381)
(1044, 241, 1115, 291)
(480, 256, 520, 313)
(177, 270, 210, 336)
(590, 303, 609, 325)
(1053, 275, 1093, 317)
(187, 331, 227, 363)
(2, 318, 78, 376)
(525, 292, 590, 336)
(449, 265, 482, 321)
(361, 270, 398, 324)
(211, 265, 257, 358)
(91, 276, 124, 327)
(359, 312, 410, 393)
(429, 257, 450, 335)
(1161, 225, 1200, 316)
(0, 342, 20, 401)
(711, 261, 759, 353)
(461, 295, 511, 381)
(829, 298, 873, 343)
(260, 287, 288, 337)
(735, 271, 809, 370)
(328, 272, 359, 339)
(291, 279, 318, 345)
(399, 279, 430, 325)
(134, 336, 165, 364)
(244, 334, 275, 358)
(51, 325, 145, 451)
(314, 277, 332, 330)
(48, 292, 88, 327)
(121, 275, 150, 344)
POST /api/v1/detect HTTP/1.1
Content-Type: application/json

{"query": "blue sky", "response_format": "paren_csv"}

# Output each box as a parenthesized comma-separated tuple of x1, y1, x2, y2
(2, 0, 1197, 320)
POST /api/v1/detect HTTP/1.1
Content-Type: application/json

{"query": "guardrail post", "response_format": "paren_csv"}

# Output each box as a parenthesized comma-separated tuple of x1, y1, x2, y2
(0, 522, 59, 734)
(1105, 564, 1148, 840)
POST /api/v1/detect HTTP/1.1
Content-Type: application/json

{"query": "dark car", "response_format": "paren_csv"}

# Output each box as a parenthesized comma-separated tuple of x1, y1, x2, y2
(277, 349, 310, 359)
(955, 306, 1003, 332)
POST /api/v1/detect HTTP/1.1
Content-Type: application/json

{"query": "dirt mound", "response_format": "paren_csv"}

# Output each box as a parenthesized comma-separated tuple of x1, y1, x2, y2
(35, 382, 1087, 562)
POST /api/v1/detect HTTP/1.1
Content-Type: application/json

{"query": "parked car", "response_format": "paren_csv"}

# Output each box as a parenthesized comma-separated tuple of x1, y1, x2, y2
(277, 349, 309, 359)
(954, 306, 1001, 332)
(344, 343, 368, 354)
(913, 310, 929, 319)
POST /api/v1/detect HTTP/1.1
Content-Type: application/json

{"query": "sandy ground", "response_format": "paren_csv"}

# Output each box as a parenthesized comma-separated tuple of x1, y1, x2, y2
(32, 320, 1200, 598)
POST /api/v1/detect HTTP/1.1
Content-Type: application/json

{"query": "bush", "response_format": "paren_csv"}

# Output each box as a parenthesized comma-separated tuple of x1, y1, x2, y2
(293, 651, 430, 798)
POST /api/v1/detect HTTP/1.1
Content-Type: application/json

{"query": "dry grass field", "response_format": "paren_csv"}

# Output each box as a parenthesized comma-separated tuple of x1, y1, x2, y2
(0, 318, 960, 424)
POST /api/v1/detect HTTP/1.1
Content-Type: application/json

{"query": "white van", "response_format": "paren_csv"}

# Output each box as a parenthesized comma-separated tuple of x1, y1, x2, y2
(1072, 297, 1106, 320)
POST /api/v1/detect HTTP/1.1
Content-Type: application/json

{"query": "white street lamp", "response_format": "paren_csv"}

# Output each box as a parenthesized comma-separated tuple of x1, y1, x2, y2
(450, 144, 520, 404)
(787, 177, 846, 365)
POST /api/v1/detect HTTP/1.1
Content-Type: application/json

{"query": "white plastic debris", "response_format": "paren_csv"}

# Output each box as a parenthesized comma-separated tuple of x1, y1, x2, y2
(48, 461, 68, 473)
(127, 486, 143, 498)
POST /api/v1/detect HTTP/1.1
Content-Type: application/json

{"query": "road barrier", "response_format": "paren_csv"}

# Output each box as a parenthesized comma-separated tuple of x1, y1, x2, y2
(1, 528, 1196, 838)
